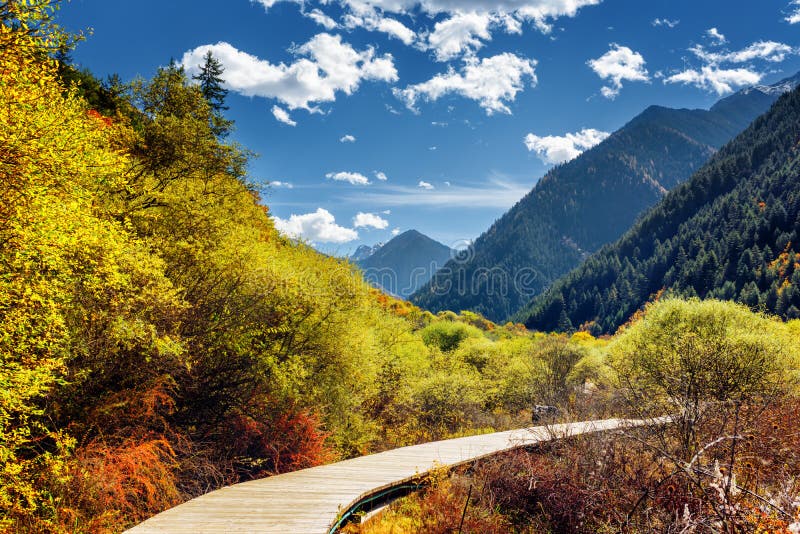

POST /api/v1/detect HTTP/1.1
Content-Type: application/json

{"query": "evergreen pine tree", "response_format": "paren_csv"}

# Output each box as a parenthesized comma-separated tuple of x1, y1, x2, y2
(194, 51, 228, 112)
(557, 308, 574, 332)
(192, 51, 232, 136)
(776, 286, 791, 316)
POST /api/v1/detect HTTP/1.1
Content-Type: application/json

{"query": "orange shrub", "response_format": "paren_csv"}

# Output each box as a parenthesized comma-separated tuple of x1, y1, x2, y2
(224, 399, 335, 479)
(61, 436, 181, 531)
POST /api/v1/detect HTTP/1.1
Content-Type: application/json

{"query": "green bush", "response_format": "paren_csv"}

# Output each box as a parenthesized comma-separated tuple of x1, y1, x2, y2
(420, 321, 483, 353)
(609, 298, 799, 406)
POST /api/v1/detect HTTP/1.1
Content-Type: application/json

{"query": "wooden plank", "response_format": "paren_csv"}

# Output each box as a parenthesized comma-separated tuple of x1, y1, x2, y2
(127, 417, 666, 533)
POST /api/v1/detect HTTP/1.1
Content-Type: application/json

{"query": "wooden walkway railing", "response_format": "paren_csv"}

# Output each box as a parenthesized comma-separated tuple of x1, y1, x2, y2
(127, 417, 668, 533)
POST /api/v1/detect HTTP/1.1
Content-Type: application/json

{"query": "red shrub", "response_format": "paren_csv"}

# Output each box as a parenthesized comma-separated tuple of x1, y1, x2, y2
(225, 399, 335, 478)
(59, 435, 181, 532)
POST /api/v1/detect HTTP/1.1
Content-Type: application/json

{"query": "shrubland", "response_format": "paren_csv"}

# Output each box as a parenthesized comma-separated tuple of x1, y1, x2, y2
(0, 3, 605, 530)
(356, 299, 800, 533)
(5, 3, 799, 533)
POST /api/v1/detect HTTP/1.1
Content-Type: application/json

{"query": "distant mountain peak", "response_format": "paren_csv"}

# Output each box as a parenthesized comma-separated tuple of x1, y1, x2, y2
(398, 229, 423, 237)
(741, 72, 800, 96)
(350, 243, 384, 262)
(711, 70, 800, 117)
(357, 230, 453, 299)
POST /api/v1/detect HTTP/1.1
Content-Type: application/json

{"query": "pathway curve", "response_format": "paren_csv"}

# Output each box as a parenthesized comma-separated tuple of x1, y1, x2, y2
(128, 417, 666, 533)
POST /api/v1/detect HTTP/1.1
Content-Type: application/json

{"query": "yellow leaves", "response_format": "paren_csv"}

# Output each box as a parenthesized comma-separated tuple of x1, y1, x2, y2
(570, 330, 597, 344)
(608, 298, 800, 407)
(1, 7, 185, 528)
(0, 32, 128, 245)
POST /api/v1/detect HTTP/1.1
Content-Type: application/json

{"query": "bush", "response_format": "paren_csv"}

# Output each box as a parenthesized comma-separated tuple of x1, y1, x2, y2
(420, 321, 482, 353)
(358, 399, 800, 533)
(609, 298, 799, 459)
(610, 298, 798, 406)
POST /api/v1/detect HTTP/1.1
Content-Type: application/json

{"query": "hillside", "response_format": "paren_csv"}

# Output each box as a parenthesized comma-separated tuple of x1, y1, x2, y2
(4, 8, 576, 529)
(356, 230, 453, 298)
(9, 2, 800, 533)
(411, 73, 800, 322)
(519, 86, 800, 334)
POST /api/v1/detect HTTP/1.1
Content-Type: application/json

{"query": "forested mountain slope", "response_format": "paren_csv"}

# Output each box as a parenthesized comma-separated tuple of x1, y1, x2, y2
(357, 230, 453, 298)
(411, 73, 800, 322)
(519, 86, 800, 334)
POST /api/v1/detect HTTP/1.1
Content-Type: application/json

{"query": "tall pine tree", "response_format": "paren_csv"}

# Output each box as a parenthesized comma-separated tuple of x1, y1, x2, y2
(192, 51, 231, 136)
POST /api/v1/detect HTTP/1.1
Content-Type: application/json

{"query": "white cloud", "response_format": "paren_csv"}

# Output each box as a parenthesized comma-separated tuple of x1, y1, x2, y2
(326, 171, 371, 185)
(374, 16, 417, 44)
(340, 0, 598, 59)
(347, 177, 531, 208)
(374, 171, 389, 181)
(524, 128, 610, 165)
(424, 12, 493, 61)
(270, 180, 294, 188)
(418, 180, 435, 189)
(255, 0, 600, 57)
(665, 66, 762, 95)
(343, 12, 417, 45)
(395, 53, 536, 115)
(353, 212, 390, 229)
(706, 27, 727, 45)
(510, 0, 602, 32)
(319, 0, 603, 21)
(786, 1, 800, 24)
(664, 38, 797, 95)
(587, 44, 649, 99)
(331, 0, 604, 27)
(652, 18, 679, 28)
(391, 227, 401, 236)
(252, 0, 294, 9)
(499, 13, 522, 33)
(340, 134, 357, 143)
(273, 208, 359, 243)
(382, 209, 392, 214)
(271, 105, 297, 126)
(690, 40, 796, 65)
(305, 8, 340, 29)
(444, 181, 451, 186)
(181, 34, 397, 119)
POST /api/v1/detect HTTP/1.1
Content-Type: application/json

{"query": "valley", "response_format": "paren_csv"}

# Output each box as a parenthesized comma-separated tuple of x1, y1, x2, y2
(2, 1, 800, 533)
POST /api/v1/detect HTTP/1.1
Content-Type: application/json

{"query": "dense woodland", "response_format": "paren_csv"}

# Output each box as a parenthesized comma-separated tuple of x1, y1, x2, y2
(411, 80, 788, 323)
(520, 83, 800, 334)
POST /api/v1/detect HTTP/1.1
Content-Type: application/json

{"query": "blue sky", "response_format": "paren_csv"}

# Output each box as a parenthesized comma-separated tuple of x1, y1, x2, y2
(58, 0, 800, 255)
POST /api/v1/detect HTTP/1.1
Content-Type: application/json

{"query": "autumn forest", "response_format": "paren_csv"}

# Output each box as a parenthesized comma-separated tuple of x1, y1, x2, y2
(2, 1, 800, 533)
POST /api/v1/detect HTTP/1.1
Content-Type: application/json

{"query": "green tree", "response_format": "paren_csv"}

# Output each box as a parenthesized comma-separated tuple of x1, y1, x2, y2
(608, 298, 799, 460)
(192, 51, 231, 136)
(193, 51, 228, 111)
(531, 335, 585, 405)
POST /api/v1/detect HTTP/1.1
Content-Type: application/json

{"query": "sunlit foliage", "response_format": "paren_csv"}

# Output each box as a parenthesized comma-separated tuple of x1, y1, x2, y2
(1, 3, 592, 530)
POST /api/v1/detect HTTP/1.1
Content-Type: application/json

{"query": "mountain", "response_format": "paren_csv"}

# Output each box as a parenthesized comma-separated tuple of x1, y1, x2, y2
(350, 243, 384, 262)
(518, 86, 800, 334)
(411, 72, 800, 322)
(357, 230, 453, 299)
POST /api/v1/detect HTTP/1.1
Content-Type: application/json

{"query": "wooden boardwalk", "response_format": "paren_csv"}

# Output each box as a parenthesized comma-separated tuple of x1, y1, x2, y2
(127, 417, 662, 533)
